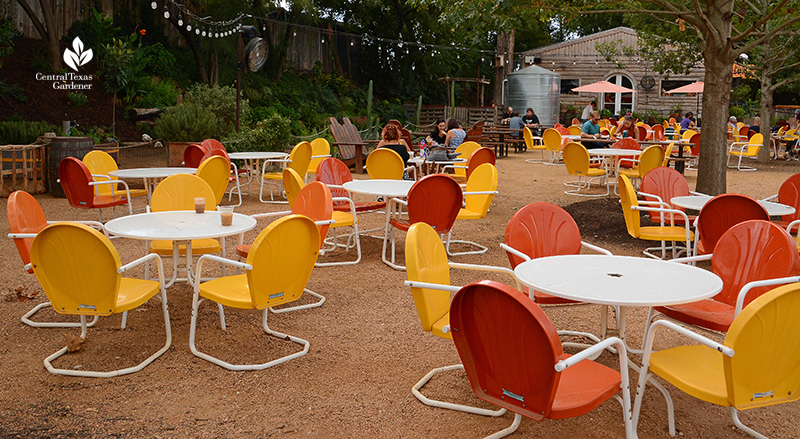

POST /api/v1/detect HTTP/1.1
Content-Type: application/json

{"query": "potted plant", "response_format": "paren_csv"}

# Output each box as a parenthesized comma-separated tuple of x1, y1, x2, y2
(154, 103, 218, 166)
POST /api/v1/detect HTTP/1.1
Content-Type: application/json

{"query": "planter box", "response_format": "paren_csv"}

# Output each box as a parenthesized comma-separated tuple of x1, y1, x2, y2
(167, 141, 199, 167)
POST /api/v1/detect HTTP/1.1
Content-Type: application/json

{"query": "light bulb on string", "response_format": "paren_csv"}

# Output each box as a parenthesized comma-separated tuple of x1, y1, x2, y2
(350, 38, 355, 47)
(293, 29, 297, 37)
(186, 22, 192, 31)
(201, 27, 206, 37)
(151, 1, 157, 9)
(321, 37, 325, 43)
(162, 6, 169, 19)
(195, 27, 200, 35)
(177, 14, 183, 26)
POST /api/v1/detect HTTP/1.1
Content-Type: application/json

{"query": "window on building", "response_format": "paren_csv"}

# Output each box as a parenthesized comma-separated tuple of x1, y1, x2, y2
(661, 80, 694, 95)
(561, 79, 580, 95)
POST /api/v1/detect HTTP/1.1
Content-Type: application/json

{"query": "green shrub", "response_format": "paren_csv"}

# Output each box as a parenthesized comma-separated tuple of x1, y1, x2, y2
(224, 113, 292, 153)
(0, 79, 25, 102)
(135, 77, 178, 109)
(70, 125, 112, 143)
(67, 92, 88, 108)
(729, 106, 746, 121)
(0, 121, 59, 144)
(185, 83, 248, 137)
(142, 43, 175, 77)
(154, 103, 218, 142)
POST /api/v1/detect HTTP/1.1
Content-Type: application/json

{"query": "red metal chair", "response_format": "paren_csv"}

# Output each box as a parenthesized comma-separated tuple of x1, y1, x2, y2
(613, 137, 641, 168)
(183, 143, 207, 168)
(200, 138, 225, 152)
(555, 125, 570, 136)
(652, 124, 666, 141)
(639, 167, 698, 225)
(59, 157, 132, 222)
(200, 148, 245, 205)
(450, 281, 636, 439)
(442, 146, 497, 183)
(694, 194, 769, 255)
(383, 174, 462, 270)
(315, 157, 385, 213)
(636, 124, 648, 141)
(763, 172, 800, 228)
(651, 220, 800, 333)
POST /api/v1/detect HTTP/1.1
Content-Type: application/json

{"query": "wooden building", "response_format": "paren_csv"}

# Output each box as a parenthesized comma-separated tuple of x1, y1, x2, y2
(520, 27, 705, 121)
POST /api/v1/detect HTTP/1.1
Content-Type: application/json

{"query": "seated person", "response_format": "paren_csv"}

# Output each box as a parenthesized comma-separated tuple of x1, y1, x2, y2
(521, 108, 541, 136)
(750, 116, 760, 134)
(680, 112, 696, 131)
(509, 111, 524, 137)
(501, 106, 513, 123)
(377, 124, 410, 167)
(615, 115, 640, 141)
(428, 119, 447, 145)
(580, 110, 606, 149)
(444, 118, 466, 149)
(728, 116, 738, 133)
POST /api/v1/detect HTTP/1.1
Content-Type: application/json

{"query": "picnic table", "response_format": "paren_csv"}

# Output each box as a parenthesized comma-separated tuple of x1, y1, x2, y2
(481, 127, 525, 157)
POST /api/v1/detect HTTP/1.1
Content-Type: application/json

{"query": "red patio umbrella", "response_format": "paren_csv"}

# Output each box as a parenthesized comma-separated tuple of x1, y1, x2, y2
(666, 81, 704, 116)
(571, 81, 636, 94)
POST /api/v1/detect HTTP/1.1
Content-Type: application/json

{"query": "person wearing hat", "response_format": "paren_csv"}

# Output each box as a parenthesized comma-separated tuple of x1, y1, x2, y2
(728, 116, 738, 133)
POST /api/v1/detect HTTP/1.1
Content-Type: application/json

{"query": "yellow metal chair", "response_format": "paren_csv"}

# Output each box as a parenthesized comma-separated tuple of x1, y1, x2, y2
(633, 282, 800, 438)
(403, 221, 520, 417)
(619, 174, 693, 259)
(451, 141, 482, 178)
(82, 150, 148, 202)
(681, 129, 697, 141)
(190, 215, 319, 371)
(728, 133, 763, 171)
(30, 223, 171, 377)
(567, 125, 582, 135)
(445, 163, 498, 256)
(542, 128, 564, 165)
(522, 127, 547, 163)
(619, 145, 666, 188)
(307, 137, 332, 180)
(563, 142, 608, 197)
(260, 141, 312, 203)
(366, 148, 415, 180)
(195, 155, 231, 206)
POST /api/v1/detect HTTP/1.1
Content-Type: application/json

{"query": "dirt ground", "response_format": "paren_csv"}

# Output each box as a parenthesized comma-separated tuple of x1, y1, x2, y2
(1, 153, 799, 438)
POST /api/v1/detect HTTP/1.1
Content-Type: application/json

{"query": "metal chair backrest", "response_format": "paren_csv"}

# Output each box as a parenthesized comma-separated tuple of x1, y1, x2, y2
(183, 143, 207, 168)
(618, 175, 643, 238)
(466, 147, 496, 179)
(504, 202, 582, 268)
(407, 174, 462, 234)
(315, 157, 352, 206)
(59, 157, 97, 209)
(712, 220, 799, 308)
(747, 133, 764, 150)
(82, 150, 119, 196)
(450, 280, 562, 421)
(614, 138, 641, 167)
(366, 148, 404, 180)
(777, 173, 800, 224)
(463, 163, 497, 218)
(636, 145, 666, 178)
(291, 181, 333, 248)
(689, 133, 701, 156)
(542, 129, 562, 153)
(201, 148, 231, 165)
(724, 282, 800, 410)
(195, 155, 230, 206)
(567, 125, 581, 136)
(288, 141, 313, 178)
(697, 194, 769, 254)
(245, 215, 320, 310)
(563, 142, 591, 176)
(640, 167, 691, 223)
(7, 190, 47, 273)
(201, 139, 225, 152)
(682, 129, 698, 140)
(652, 124, 666, 141)
(31, 223, 121, 316)
(405, 222, 452, 335)
(283, 168, 305, 207)
(308, 138, 331, 176)
(150, 174, 217, 212)
(555, 126, 570, 136)
(636, 125, 647, 140)
(455, 141, 482, 160)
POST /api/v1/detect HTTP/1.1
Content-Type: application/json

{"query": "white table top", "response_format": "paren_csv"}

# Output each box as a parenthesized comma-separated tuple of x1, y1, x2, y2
(588, 148, 642, 157)
(343, 179, 415, 198)
(514, 255, 723, 307)
(109, 167, 197, 179)
(670, 195, 796, 216)
(408, 157, 466, 165)
(105, 211, 257, 241)
(228, 152, 288, 160)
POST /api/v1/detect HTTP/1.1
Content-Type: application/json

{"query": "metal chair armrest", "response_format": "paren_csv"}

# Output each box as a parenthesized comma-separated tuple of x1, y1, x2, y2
(581, 241, 612, 255)
(555, 337, 629, 371)
(669, 254, 713, 264)
(448, 262, 522, 291)
(500, 243, 531, 261)
(735, 276, 800, 317)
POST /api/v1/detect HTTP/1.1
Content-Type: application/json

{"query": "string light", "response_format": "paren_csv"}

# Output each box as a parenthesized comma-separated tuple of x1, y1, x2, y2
(186, 22, 192, 31)
(177, 14, 183, 26)
(162, 6, 170, 19)
(151, 1, 157, 9)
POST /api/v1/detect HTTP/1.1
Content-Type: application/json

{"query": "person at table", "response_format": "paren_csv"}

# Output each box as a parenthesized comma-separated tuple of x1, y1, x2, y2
(728, 116, 739, 133)
(501, 106, 513, 123)
(427, 119, 447, 145)
(615, 115, 640, 141)
(680, 112, 697, 131)
(581, 101, 596, 123)
(444, 118, 466, 149)
(646, 115, 658, 127)
(377, 124, 410, 167)
(522, 107, 541, 136)
(580, 110, 606, 149)
(508, 111, 524, 137)
(750, 116, 760, 134)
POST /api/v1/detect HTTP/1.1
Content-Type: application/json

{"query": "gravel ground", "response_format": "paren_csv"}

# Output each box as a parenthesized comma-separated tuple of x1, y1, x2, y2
(1, 152, 799, 438)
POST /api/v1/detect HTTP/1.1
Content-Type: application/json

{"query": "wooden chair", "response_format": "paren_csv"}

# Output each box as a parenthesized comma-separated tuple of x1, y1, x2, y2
(328, 117, 367, 174)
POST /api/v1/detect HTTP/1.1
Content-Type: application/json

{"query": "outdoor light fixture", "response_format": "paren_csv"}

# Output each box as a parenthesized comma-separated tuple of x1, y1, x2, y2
(186, 23, 192, 31)
(202, 27, 207, 36)
(177, 14, 183, 26)
(151, 1, 157, 10)
(195, 27, 200, 35)
(236, 25, 268, 131)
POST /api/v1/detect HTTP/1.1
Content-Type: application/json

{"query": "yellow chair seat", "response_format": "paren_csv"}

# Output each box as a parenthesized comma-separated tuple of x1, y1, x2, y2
(116, 278, 162, 312)
(262, 171, 284, 180)
(127, 188, 149, 198)
(331, 210, 357, 228)
(639, 227, 694, 242)
(150, 238, 221, 255)
(198, 273, 255, 309)
(431, 313, 452, 340)
(457, 208, 483, 220)
(649, 345, 729, 406)
(450, 174, 467, 182)
(618, 168, 640, 178)
(730, 149, 758, 158)
(583, 168, 606, 177)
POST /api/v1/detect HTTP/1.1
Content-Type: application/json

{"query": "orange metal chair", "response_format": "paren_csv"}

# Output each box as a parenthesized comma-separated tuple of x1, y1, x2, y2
(652, 124, 666, 141)
(59, 157, 132, 222)
(200, 138, 225, 152)
(639, 166, 700, 226)
(693, 194, 769, 255)
(613, 137, 641, 168)
(555, 125, 570, 136)
(450, 281, 636, 439)
(764, 173, 800, 229)
(7, 190, 106, 328)
(315, 157, 385, 213)
(183, 143, 207, 168)
(442, 147, 496, 183)
(650, 220, 800, 333)
(383, 174, 462, 270)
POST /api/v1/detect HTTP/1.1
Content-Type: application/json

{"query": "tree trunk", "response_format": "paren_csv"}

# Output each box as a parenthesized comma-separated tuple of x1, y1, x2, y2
(493, 30, 515, 106)
(758, 77, 774, 162)
(38, 0, 62, 71)
(694, 6, 734, 196)
(167, 15, 208, 84)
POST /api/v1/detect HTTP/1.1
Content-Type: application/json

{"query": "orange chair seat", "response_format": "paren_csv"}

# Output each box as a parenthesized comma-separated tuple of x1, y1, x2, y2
(91, 194, 130, 208)
(331, 211, 356, 227)
(236, 244, 251, 259)
(654, 299, 734, 332)
(549, 353, 622, 419)
(119, 188, 148, 198)
(639, 227, 694, 242)
(389, 218, 413, 232)
(583, 168, 606, 177)
(334, 201, 385, 213)
(150, 238, 221, 255)
(457, 208, 483, 220)
(649, 214, 696, 226)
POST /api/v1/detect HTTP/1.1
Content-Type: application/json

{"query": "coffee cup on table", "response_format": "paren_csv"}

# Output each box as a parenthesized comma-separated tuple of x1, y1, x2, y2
(194, 197, 206, 214)
(219, 206, 234, 226)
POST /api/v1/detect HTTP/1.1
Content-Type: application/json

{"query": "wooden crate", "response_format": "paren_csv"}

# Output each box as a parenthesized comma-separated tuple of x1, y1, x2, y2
(1, 144, 47, 197)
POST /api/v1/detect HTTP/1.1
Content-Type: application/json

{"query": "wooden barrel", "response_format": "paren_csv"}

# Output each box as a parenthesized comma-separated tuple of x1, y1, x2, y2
(47, 137, 93, 197)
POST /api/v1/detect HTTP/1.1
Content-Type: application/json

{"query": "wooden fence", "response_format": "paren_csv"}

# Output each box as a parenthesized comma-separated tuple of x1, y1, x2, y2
(8, 0, 113, 40)
(1, 144, 47, 197)
(402, 104, 499, 127)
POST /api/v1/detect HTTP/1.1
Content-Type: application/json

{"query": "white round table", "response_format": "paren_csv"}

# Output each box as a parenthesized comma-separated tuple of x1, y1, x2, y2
(589, 149, 642, 194)
(228, 152, 289, 196)
(670, 195, 796, 216)
(514, 254, 723, 352)
(106, 211, 257, 287)
(109, 167, 197, 200)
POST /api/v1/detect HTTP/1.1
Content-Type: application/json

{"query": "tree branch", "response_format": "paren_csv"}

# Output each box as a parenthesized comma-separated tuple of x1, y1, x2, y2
(730, 0, 791, 43)
(14, 0, 47, 40)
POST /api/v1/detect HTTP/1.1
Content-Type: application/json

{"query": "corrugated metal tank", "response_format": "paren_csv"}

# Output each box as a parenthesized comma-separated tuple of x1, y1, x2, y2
(507, 65, 560, 126)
